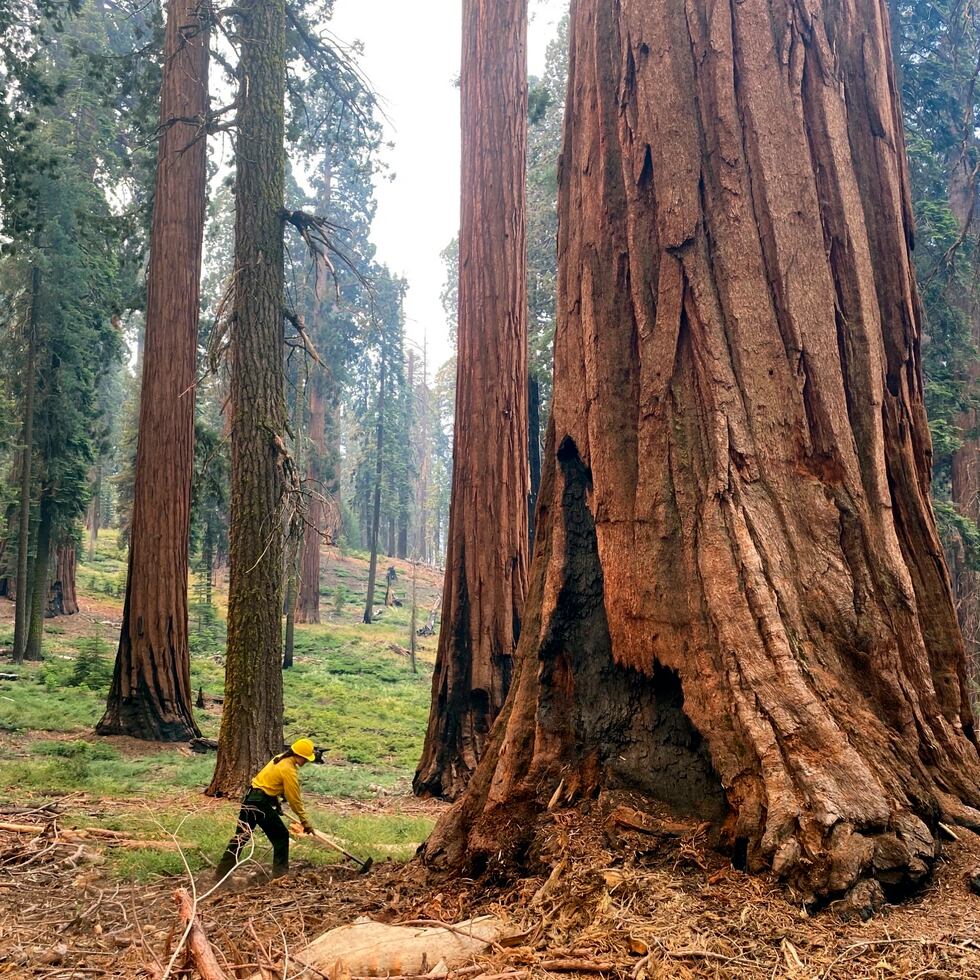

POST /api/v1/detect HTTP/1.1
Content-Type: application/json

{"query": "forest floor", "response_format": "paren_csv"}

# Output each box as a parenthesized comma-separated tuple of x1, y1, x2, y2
(2, 532, 980, 978)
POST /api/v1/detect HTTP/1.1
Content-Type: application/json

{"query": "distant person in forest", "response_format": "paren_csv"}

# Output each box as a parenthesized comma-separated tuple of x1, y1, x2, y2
(214, 738, 317, 881)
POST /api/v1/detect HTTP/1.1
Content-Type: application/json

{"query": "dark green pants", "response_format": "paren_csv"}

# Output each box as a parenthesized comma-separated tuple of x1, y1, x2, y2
(216, 788, 289, 878)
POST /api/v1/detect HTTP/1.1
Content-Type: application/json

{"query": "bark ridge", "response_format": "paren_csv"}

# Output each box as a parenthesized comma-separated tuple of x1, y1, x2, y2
(423, 0, 980, 906)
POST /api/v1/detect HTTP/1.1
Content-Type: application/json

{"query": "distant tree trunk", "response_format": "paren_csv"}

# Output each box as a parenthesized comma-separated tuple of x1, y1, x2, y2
(282, 528, 299, 669)
(0, 519, 10, 598)
(46, 537, 78, 617)
(207, 0, 287, 795)
(415, 0, 530, 800)
(415, 369, 430, 565)
(397, 497, 409, 558)
(423, 0, 980, 909)
(398, 352, 415, 561)
(87, 462, 101, 560)
(409, 561, 418, 673)
(363, 358, 386, 624)
(527, 373, 541, 551)
(13, 260, 39, 665)
(360, 490, 370, 551)
(24, 499, 52, 661)
(283, 380, 303, 670)
(297, 155, 334, 625)
(97, 0, 208, 741)
(297, 374, 325, 623)
(203, 521, 215, 605)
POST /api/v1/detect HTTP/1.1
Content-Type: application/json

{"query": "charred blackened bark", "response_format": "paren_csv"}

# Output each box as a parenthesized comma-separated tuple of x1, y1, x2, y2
(527, 373, 541, 551)
(415, 0, 530, 801)
(423, 0, 980, 907)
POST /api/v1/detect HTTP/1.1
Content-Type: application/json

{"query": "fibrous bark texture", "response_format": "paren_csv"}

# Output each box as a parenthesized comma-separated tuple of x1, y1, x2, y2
(97, 0, 207, 741)
(423, 0, 980, 905)
(947, 152, 980, 691)
(24, 498, 52, 661)
(47, 538, 78, 617)
(414, 0, 530, 801)
(13, 267, 38, 664)
(297, 157, 337, 625)
(297, 372, 334, 623)
(206, 0, 286, 795)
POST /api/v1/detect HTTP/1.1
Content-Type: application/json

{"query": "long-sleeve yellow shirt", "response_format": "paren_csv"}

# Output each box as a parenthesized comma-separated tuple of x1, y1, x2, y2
(251, 754, 312, 827)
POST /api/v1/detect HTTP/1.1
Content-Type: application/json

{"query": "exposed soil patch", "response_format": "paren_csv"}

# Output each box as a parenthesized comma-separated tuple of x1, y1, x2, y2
(3, 794, 980, 979)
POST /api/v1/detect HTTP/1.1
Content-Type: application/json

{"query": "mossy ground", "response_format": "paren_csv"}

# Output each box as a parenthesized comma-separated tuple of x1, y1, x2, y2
(0, 530, 445, 880)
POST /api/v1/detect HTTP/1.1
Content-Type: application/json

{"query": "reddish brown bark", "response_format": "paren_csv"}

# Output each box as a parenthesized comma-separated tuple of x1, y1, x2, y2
(297, 374, 326, 623)
(423, 0, 980, 908)
(297, 155, 338, 625)
(97, 0, 207, 740)
(46, 538, 78, 617)
(414, 0, 530, 800)
(947, 151, 980, 689)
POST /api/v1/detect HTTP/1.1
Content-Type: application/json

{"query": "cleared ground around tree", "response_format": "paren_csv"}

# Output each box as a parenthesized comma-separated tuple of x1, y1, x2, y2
(2, 532, 980, 978)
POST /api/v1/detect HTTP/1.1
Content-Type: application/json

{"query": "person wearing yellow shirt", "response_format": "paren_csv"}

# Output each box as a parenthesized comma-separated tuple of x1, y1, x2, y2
(215, 738, 316, 880)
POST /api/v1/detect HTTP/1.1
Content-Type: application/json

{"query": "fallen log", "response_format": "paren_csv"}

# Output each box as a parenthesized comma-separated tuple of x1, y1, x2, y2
(0, 821, 181, 849)
(175, 887, 230, 980)
(248, 916, 510, 980)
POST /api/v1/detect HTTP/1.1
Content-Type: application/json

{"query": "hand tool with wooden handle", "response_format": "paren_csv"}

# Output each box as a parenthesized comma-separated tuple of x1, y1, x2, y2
(290, 822, 374, 873)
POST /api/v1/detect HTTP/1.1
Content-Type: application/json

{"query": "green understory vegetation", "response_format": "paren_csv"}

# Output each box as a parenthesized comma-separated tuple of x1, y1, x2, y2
(0, 530, 441, 880)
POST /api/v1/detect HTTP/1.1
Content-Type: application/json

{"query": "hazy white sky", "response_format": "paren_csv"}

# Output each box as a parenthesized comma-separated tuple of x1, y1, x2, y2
(328, 0, 568, 374)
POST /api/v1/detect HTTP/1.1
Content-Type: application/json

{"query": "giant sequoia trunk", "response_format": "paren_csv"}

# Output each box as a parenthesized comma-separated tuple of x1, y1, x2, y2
(97, 0, 207, 741)
(414, 0, 530, 801)
(206, 0, 287, 795)
(423, 0, 980, 906)
(947, 149, 980, 691)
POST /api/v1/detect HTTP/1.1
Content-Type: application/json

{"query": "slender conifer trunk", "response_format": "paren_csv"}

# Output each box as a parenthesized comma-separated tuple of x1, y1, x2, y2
(207, 0, 287, 794)
(363, 357, 386, 624)
(13, 262, 39, 665)
(24, 499, 52, 662)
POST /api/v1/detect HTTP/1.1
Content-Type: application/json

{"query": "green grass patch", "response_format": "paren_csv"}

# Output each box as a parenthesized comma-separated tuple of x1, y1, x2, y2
(83, 805, 434, 881)
(0, 536, 443, 883)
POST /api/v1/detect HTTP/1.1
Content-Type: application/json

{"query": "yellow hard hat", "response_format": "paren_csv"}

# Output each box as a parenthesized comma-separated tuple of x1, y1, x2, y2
(291, 737, 316, 762)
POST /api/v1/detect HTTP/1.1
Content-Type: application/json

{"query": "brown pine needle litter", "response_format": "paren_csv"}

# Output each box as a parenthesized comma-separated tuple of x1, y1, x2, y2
(3, 793, 980, 979)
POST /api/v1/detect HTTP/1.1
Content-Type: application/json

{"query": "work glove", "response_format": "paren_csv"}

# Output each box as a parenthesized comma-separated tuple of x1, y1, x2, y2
(303, 822, 315, 835)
